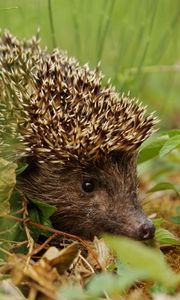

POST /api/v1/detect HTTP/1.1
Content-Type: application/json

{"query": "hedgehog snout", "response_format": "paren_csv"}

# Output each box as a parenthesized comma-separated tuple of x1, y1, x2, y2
(137, 219, 155, 240)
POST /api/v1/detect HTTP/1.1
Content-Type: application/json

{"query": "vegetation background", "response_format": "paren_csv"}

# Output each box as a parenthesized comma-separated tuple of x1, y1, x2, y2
(0, 0, 179, 129)
(0, 1, 180, 300)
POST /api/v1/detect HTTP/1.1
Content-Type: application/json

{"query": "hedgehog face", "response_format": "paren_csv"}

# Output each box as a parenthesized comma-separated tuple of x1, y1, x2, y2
(18, 153, 155, 241)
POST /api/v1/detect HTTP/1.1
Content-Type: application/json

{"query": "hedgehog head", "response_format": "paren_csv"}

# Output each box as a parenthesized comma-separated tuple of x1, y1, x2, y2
(0, 32, 158, 240)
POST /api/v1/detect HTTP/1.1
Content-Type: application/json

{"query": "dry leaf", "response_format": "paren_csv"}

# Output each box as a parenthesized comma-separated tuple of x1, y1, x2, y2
(0, 279, 26, 300)
(42, 243, 79, 274)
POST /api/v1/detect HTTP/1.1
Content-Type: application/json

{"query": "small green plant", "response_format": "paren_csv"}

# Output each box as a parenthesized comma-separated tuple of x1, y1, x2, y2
(57, 235, 180, 300)
(138, 129, 180, 195)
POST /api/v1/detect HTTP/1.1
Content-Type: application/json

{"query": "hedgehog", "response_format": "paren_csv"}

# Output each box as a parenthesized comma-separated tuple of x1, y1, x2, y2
(0, 31, 158, 240)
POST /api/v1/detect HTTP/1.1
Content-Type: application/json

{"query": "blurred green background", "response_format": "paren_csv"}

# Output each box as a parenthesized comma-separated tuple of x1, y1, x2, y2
(0, 0, 179, 128)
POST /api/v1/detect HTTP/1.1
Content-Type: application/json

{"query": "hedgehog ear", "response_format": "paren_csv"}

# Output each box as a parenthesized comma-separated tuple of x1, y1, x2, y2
(110, 151, 125, 163)
(110, 150, 137, 163)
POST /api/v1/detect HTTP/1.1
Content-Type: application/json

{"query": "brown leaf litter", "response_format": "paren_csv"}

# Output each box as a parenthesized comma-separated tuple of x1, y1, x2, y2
(0, 192, 179, 300)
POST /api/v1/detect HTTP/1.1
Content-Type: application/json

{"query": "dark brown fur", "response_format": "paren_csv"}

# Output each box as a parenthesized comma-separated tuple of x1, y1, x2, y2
(17, 152, 154, 240)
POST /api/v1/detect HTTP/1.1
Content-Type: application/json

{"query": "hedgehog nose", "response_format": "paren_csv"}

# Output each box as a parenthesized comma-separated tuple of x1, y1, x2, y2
(138, 219, 155, 240)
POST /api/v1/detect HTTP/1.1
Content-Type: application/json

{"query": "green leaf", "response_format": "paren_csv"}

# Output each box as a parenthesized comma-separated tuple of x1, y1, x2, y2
(87, 273, 117, 297)
(116, 262, 147, 291)
(0, 158, 17, 215)
(57, 286, 85, 300)
(138, 139, 166, 164)
(152, 218, 163, 228)
(28, 197, 57, 221)
(9, 191, 27, 248)
(159, 136, 180, 157)
(170, 207, 180, 224)
(155, 227, 180, 245)
(150, 283, 176, 295)
(170, 216, 180, 224)
(104, 234, 180, 288)
(87, 267, 146, 297)
(0, 190, 27, 256)
(161, 130, 180, 138)
(27, 196, 57, 239)
(176, 206, 180, 214)
(147, 182, 180, 196)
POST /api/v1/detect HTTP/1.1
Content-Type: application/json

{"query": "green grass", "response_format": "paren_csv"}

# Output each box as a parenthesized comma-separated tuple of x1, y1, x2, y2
(0, 0, 179, 126)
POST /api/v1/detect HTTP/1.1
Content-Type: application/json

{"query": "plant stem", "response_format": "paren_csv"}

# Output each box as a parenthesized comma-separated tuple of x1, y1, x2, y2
(48, 0, 56, 48)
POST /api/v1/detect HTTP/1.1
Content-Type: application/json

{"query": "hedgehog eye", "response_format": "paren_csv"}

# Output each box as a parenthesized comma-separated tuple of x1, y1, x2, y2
(82, 179, 95, 193)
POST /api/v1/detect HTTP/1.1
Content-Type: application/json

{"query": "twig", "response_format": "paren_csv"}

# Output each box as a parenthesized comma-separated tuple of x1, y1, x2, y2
(22, 198, 34, 265)
(28, 285, 37, 300)
(0, 246, 13, 256)
(79, 253, 95, 273)
(3, 214, 103, 270)
(29, 282, 55, 299)
(31, 233, 57, 256)
(0, 239, 28, 248)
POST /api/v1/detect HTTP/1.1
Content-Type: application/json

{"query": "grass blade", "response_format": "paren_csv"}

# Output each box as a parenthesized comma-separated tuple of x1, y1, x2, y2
(48, 0, 56, 48)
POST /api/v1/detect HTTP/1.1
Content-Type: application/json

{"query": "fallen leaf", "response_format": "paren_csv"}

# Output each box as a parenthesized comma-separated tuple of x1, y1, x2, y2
(0, 158, 17, 215)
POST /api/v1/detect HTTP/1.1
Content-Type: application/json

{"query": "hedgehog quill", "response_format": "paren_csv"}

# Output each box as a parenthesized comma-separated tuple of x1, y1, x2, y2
(0, 32, 158, 240)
